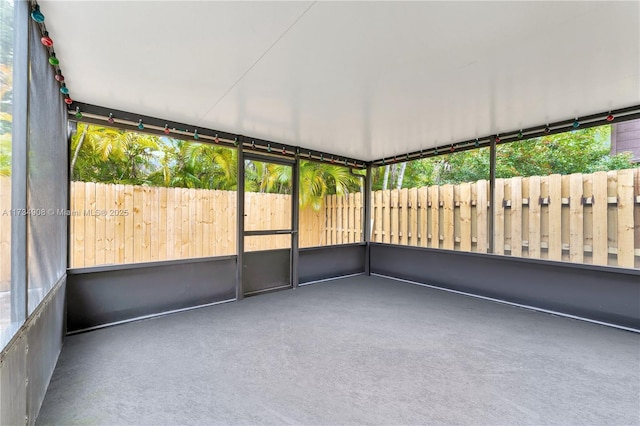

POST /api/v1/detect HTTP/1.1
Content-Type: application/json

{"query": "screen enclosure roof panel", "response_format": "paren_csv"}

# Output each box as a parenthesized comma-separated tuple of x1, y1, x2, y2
(41, 1, 640, 161)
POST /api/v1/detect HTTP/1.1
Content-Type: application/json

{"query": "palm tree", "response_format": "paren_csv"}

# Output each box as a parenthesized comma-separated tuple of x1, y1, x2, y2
(70, 123, 120, 180)
(146, 139, 202, 188)
(70, 124, 364, 209)
(145, 140, 238, 190)
(71, 123, 163, 184)
(244, 159, 361, 208)
(244, 160, 286, 193)
(187, 143, 237, 190)
(299, 161, 362, 210)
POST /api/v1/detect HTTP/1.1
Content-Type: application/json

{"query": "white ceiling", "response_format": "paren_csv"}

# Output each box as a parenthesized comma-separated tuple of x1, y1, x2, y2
(42, 1, 640, 161)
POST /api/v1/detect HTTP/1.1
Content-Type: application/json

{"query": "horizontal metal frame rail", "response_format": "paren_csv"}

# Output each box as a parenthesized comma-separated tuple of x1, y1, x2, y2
(370, 104, 640, 166)
(244, 230, 296, 236)
(244, 152, 296, 166)
(69, 102, 368, 169)
(70, 102, 640, 170)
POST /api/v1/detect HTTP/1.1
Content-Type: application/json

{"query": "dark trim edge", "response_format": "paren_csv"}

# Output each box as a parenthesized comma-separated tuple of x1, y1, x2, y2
(66, 298, 236, 336)
(298, 272, 365, 287)
(299, 242, 366, 252)
(370, 243, 640, 277)
(67, 255, 237, 275)
(373, 273, 639, 333)
(370, 244, 640, 330)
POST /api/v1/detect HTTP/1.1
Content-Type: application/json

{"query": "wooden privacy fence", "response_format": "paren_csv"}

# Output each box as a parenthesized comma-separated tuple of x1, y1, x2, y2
(1, 168, 638, 282)
(367, 169, 640, 268)
(68, 182, 326, 268)
(322, 193, 364, 245)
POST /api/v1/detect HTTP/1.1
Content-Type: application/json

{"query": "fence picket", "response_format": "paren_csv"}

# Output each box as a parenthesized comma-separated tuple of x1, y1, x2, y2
(374, 190, 382, 242)
(548, 175, 562, 261)
(569, 174, 584, 263)
(382, 190, 391, 244)
(510, 177, 523, 256)
(132, 185, 143, 262)
(390, 189, 399, 245)
(72, 181, 85, 267)
(429, 186, 440, 248)
(418, 187, 428, 247)
(442, 185, 454, 249)
(355, 192, 363, 242)
(399, 188, 408, 245)
(123, 185, 134, 264)
(194, 186, 203, 258)
(180, 188, 190, 257)
(105, 184, 116, 265)
(617, 169, 635, 267)
(336, 195, 343, 244)
(94, 183, 106, 265)
(409, 188, 418, 246)
(494, 179, 505, 255)
(200, 187, 209, 257)
(528, 176, 541, 259)
(150, 184, 160, 261)
(331, 195, 338, 245)
(459, 183, 471, 251)
(84, 182, 96, 266)
(342, 195, 349, 243)
(591, 172, 608, 265)
(141, 186, 152, 261)
(476, 180, 488, 253)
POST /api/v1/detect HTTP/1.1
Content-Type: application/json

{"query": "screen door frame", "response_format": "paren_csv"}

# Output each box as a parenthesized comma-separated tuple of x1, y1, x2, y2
(237, 151, 299, 298)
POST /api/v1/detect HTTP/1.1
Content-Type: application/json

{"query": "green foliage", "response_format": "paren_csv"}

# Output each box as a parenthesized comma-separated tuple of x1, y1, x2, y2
(299, 161, 362, 210)
(71, 124, 362, 210)
(243, 159, 362, 210)
(0, 133, 10, 176)
(73, 123, 634, 210)
(495, 126, 615, 177)
(244, 160, 290, 194)
(71, 124, 237, 190)
(589, 151, 634, 172)
(373, 124, 634, 189)
(145, 140, 238, 190)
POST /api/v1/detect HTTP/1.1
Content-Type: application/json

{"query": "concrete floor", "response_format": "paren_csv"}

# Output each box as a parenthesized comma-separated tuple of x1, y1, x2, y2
(37, 275, 639, 425)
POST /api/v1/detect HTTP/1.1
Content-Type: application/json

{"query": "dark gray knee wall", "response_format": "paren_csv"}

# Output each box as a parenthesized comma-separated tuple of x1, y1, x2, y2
(370, 243, 640, 330)
(66, 243, 637, 332)
(66, 257, 237, 332)
(299, 244, 365, 283)
(66, 244, 367, 332)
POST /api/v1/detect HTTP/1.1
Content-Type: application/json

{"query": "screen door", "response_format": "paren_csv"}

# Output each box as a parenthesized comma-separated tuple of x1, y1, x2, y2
(241, 153, 297, 296)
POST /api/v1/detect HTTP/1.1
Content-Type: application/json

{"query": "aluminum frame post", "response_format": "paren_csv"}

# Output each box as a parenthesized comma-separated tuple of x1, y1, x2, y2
(291, 153, 300, 288)
(489, 136, 496, 254)
(364, 164, 372, 275)
(236, 141, 244, 301)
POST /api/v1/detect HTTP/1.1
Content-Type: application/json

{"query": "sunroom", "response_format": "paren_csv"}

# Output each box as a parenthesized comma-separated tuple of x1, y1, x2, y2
(1, 1, 639, 424)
